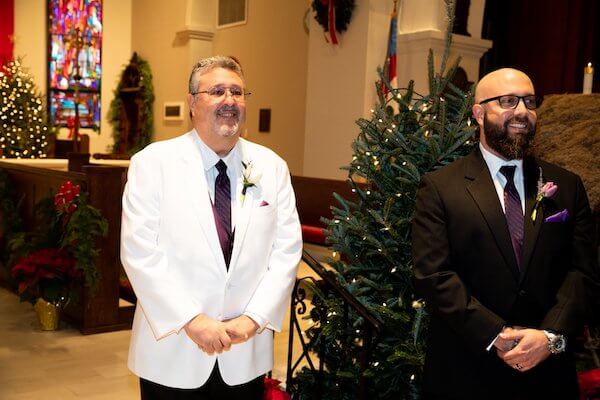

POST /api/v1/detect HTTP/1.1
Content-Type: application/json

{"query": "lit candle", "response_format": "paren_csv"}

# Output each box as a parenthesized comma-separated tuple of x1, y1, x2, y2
(583, 62, 594, 94)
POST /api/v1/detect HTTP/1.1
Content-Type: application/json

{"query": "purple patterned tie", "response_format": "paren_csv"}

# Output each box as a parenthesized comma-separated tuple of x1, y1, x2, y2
(500, 165, 523, 270)
(214, 160, 232, 268)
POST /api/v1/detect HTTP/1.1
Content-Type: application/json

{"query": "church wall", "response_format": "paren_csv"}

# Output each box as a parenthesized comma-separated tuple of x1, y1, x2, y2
(211, 1, 309, 175)
(131, 0, 192, 144)
(13, 0, 46, 92)
(302, 0, 378, 180)
(98, 0, 133, 154)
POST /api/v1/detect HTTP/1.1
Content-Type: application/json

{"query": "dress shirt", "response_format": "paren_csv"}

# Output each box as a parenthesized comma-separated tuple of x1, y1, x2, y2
(480, 143, 526, 351)
(192, 131, 241, 229)
(479, 143, 525, 214)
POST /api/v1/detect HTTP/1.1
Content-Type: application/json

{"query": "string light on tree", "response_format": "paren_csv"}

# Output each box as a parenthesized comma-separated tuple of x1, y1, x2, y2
(0, 59, 52, 159)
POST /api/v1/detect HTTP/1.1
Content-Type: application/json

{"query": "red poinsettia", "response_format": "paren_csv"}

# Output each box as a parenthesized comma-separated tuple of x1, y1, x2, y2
(263, 377, 291, 400)
(54, 180, 81, 214)
(11, 247, 80, 300)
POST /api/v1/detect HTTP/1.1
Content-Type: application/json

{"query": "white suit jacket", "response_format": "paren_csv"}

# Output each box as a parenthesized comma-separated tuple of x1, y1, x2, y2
(120, 131, 302, 388)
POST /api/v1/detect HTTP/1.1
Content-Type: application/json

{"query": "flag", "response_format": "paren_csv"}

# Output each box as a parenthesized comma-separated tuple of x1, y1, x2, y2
(382, 1, 398, 96)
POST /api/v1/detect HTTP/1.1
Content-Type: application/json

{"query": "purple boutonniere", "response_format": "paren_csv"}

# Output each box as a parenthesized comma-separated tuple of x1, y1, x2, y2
(531, 168, 558, 222)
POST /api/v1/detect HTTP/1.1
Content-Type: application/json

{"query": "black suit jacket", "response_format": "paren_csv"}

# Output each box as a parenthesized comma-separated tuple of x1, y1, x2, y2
(412, 148, 598, 400)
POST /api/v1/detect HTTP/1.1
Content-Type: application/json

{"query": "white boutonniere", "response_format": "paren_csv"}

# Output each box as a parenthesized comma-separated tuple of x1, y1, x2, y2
(241, 161, 261, 203)
(531, 167, 558, 222)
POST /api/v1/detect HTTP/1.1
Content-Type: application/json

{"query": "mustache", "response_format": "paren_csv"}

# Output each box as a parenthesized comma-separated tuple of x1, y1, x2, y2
(216, 105, 239, 115)
(504, 116, 530, 128)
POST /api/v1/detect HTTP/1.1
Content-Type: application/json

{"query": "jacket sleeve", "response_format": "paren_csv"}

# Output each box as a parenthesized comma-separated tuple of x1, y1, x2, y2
(121, 151, 202, 340)
(541, 175, 600, 334)
(412, 174, 505, 352)
(244, 160, 302, 332)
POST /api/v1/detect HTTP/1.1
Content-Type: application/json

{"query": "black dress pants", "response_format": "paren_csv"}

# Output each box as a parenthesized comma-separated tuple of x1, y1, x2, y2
(140, 363, 264, 400)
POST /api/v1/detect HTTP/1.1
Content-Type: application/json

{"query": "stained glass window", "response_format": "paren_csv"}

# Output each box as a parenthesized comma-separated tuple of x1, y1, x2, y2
(48, 0, 102, 128)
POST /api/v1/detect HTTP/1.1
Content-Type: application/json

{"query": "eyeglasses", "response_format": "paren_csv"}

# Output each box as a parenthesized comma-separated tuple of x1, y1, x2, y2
(479, 94, 538, 110)
(191, 86, 251, 101)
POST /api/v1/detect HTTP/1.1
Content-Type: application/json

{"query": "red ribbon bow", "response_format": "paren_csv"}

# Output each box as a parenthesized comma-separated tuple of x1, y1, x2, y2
(320, 0, 338, 45)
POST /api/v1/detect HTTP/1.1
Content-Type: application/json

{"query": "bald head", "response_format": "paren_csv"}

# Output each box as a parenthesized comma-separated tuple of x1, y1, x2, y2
(475, 68, 535, 103)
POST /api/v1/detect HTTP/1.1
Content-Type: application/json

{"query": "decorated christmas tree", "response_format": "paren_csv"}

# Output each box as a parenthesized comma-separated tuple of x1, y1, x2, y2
(0, 59, 52, 159)
(293, 1, 477, 398)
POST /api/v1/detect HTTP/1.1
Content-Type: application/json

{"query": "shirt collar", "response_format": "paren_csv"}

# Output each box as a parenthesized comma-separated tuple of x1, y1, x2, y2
(192, 130, 241, 172)
(479, 142, 523, 178)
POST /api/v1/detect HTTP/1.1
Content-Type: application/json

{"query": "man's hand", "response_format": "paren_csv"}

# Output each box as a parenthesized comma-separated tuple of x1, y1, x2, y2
(223, 315, 259, 345)
(493, 326, 519, 353)
(496, 328, 550, 372)
(184, 314, 232, 355)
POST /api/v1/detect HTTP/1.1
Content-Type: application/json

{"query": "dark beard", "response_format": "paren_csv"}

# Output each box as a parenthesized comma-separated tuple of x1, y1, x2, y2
(483, 115, 536, 160)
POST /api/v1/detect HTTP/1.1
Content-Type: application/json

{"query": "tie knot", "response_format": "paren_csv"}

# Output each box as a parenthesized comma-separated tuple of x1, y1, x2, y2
(216, 160, 227, 175)
(500, 165, 516, 182)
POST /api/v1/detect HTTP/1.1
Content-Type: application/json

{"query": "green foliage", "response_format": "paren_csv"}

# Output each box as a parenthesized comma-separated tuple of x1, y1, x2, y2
(293, 1, 477, 398)
(60, 194, 108, 287)
(0, 58, 54, 158)
(107, 53, 155, 155)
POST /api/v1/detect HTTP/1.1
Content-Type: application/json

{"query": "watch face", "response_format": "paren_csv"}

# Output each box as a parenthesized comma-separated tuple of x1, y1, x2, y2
(554, 336, 566, 352)
(549, 334, 566, 353)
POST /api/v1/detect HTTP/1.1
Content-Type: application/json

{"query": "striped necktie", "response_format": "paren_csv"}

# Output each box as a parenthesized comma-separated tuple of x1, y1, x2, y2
(214, 160, 232, 267)
(500, 165, 523, 270)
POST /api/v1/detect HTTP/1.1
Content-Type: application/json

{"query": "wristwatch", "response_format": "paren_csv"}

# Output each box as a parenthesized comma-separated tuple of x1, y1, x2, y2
(543, 330, 566, 354)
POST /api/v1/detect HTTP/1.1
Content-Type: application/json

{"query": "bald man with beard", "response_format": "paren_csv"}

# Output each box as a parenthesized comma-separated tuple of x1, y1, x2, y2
(411, 68, 598, 399)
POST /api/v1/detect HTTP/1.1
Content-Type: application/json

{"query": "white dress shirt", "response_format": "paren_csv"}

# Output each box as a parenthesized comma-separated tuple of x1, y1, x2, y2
(479, 143, 525, 214)
(480, 143, 526, 351)
(192, 133, 241, 229)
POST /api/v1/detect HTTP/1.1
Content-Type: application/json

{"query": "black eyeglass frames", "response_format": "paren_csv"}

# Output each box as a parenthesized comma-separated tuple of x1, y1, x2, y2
(478, 94, 539, 110)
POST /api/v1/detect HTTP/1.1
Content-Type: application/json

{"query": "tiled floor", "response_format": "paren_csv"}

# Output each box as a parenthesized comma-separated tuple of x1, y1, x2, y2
(0, 244, 329, 399)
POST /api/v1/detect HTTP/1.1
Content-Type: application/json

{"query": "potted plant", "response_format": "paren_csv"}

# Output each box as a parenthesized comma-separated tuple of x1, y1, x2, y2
(10, 180, 108, 330)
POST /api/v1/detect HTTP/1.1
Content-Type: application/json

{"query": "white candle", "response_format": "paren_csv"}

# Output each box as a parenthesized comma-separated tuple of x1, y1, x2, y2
(583, 62, 594, 94)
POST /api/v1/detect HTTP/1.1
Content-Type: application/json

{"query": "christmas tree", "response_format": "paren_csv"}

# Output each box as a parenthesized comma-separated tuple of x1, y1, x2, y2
(0, 59, 52, 158)
(293, 1, 477, 398)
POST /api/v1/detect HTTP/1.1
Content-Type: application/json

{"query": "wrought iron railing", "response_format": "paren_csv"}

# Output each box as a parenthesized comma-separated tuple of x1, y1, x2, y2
(286, 250, 382, 399)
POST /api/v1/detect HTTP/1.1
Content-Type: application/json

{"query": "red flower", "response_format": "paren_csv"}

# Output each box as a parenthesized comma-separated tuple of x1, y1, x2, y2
(54, 180, 81, 214)
(11, 248, 79, 296)
(263, 377, 290, 400)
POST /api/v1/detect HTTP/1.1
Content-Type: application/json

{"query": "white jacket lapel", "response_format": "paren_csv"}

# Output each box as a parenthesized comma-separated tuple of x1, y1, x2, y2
(181, 137, 228, 273)
(229, 141, 260, 273)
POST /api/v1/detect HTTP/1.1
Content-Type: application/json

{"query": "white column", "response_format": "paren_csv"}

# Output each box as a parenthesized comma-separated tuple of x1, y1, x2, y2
(396, 0, 492, 95)
(173, 0, 216, 133)
(177, 0, 216, 69)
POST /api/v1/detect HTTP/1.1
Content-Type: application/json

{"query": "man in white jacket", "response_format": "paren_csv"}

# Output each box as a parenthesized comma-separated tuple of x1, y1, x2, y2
(121, 55, 302, 399)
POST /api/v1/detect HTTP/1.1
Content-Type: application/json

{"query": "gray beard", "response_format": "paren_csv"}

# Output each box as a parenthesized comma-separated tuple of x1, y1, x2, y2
(483, 115, 536, 160)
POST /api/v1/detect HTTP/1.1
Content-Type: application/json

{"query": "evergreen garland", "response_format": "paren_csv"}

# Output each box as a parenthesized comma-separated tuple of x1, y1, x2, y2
(313, 0, 355, 34)
(107, 53, 154, 155)
(293, 1, 477, 398)
(0, 59, 53, 158)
